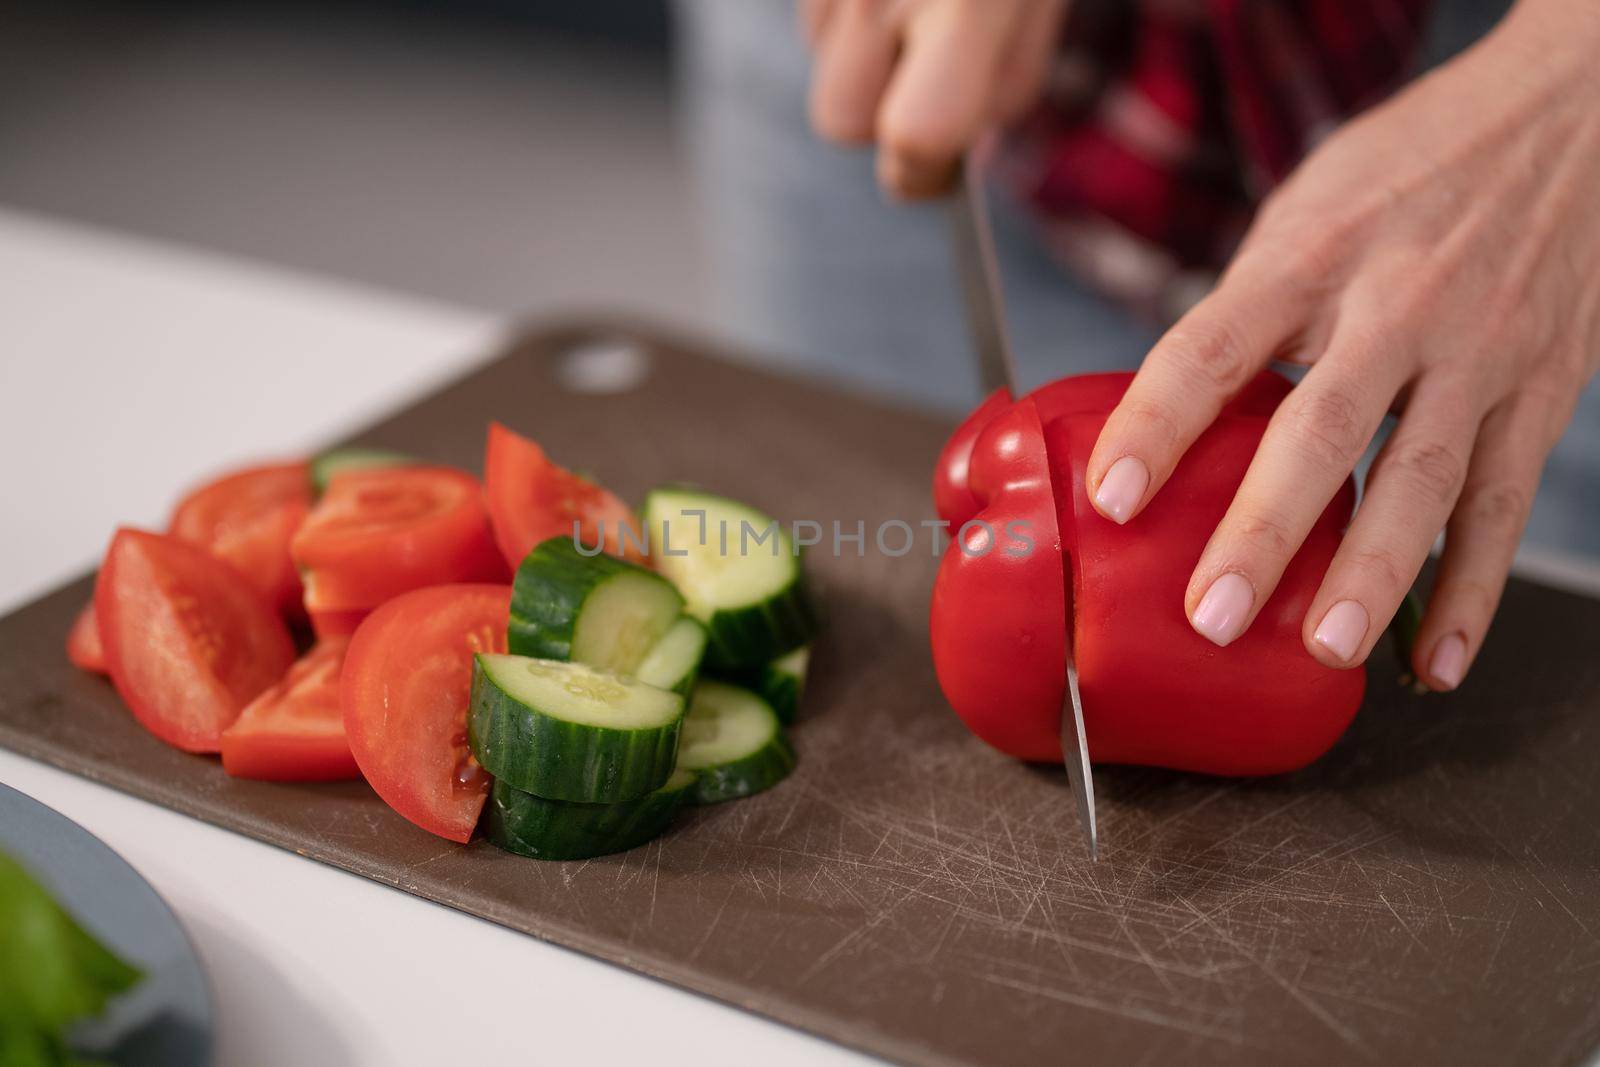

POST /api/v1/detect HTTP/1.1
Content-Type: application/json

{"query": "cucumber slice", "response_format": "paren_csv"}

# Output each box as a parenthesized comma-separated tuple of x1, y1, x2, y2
(309, 447, 411, 494)
(469, 654, 684, 803)
(678, 681, 795, 805)
(635, 616, 708, 698)
(509, 537, 684, 672)
(751, 645, 809, 724)
(484, 768, 696, 861)
(643, 488, 818, 670)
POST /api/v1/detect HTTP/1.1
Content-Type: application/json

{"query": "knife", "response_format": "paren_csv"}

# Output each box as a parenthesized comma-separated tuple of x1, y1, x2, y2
(949, 151, 1100, 860)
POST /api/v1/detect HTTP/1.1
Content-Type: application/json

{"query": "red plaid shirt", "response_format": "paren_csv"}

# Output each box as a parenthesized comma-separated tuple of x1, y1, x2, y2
(1002, 0, 1433, 321)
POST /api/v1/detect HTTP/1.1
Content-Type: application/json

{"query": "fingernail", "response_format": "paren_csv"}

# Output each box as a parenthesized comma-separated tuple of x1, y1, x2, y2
(1094, 456, 1149, 524)
(1313, 600, 1370, 663)
(1428, 632, 1467, 690)
(1191, 573, 1254, 647)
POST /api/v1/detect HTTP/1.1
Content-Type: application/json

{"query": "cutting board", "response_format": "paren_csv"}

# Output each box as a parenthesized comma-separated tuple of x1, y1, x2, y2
(4, 320, 1600, 1067)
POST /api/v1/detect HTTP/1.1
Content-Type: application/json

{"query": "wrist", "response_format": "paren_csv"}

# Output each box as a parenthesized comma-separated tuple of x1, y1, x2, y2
(1497, 0, 1600, 98)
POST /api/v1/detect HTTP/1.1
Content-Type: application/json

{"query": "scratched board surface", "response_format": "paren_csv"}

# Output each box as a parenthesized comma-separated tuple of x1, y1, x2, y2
(3, 320, 1600, 1067)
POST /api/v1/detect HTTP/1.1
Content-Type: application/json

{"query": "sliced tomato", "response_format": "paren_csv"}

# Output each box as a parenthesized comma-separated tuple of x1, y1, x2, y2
(221, 638, 358, 782)
(95, 529, 296, 753)
(169, 461, 312, 618)
(66, 602, 107, 674)
(304, 605, 369, 639)
(341, 584, 510, 842)
(292, 465, 506, 635)
(484, 421, 645, 569)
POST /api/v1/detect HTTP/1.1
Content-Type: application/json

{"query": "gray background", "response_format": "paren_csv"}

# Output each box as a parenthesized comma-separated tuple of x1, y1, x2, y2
(0, 0, 708, 326)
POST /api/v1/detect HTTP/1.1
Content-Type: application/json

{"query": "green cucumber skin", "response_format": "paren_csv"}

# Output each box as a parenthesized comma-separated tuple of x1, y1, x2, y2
(702, 586, 818, 671)
(690, 729, 796, 805)
(468, 659, 682, 804)
(648, 652, 704, 701)
(712, 648, 809, 724)
(642, 487, 820, 671)
(309, 447, 411, 494)
(754, 666, 803, 725)
(484, 774, 693, 861)
(667, 660, 702, 700)
(508, 536, 682, 662)
(757, 646, 809, 724)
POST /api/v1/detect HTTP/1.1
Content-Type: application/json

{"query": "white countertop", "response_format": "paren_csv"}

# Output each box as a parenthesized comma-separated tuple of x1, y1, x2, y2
(0, 207, 872, 1067)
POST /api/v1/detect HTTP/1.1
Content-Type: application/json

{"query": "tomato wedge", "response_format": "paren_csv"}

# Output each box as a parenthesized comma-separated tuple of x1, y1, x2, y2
(341, 584, 510, 842)
(169, 461, 312, 618)
(220, 638, 358, 781)
(95, 529, 295, 752)
(292, 465, 506, 636)
(304, 606, 370, 639)
(484, 421, 644, 569)
(66, 602, 107, 674)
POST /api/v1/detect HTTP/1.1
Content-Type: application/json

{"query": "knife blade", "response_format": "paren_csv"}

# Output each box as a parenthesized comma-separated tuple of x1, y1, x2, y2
(1061, 644, 1099, 860)
(949, 152, 1019, 397)
(949, 150, 1100, 860)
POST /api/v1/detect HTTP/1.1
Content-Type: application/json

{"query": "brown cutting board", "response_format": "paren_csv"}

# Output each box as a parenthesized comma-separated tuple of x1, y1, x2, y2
(4, 320, 1600, 1067)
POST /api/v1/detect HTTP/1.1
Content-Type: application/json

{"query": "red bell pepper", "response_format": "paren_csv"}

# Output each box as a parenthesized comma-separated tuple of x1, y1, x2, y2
(929, 397, 1067, 760)
(930, 371, 1364, 776)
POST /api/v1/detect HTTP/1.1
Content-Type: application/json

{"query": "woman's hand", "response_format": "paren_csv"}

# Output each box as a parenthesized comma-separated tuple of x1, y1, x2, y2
(802, 0, 1068, 198)
(1085, 0, 1600, 690)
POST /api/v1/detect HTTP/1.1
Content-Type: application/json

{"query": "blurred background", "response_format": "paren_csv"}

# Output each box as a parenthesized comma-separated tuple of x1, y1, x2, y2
(0, 0, 708, 324)
(0, 0, 1515, 399)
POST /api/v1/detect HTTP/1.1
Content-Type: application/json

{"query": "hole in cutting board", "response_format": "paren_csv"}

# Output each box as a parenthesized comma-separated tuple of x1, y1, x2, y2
(556, 339, 652, 394)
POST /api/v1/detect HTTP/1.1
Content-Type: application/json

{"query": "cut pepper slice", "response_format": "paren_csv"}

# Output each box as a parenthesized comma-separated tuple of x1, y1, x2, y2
(929, 397, 1067, 761)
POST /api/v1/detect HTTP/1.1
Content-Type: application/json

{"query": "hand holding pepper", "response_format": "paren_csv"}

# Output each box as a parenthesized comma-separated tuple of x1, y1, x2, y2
(1085, 0, 1600, 691)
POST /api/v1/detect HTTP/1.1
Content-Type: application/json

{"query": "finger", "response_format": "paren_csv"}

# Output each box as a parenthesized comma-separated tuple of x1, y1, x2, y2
(1184, 323, 1412, 647)
(1085, 263, 1311, 527)
(991, 0, 1068, 122)
(799, 0, 841, 49)
(1299, 376, 1480, 668)
(808, 0, 899, 145)
(876, 0, 1025, 198)
(1411, 388, 1564, 690)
